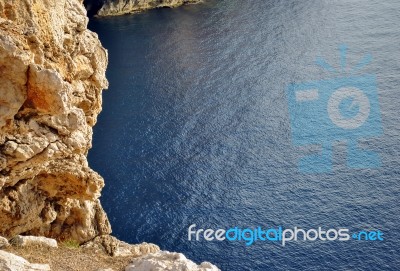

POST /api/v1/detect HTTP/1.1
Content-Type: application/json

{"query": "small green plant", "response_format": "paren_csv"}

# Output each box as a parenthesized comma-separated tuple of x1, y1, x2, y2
(61, 239, 80, 249)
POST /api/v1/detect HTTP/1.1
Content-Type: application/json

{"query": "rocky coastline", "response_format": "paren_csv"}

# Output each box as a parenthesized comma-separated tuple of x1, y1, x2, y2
(0, 0, 218, 270)
(86, 0, 201, 17)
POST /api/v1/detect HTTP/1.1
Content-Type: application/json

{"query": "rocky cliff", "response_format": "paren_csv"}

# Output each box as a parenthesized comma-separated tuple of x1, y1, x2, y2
(95, 0, 200, 17)
(0, 0, 111, 243)
(0, 0, 220, 269)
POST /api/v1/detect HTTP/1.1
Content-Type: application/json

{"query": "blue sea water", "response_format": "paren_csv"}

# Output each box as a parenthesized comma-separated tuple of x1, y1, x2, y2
(88, 0, 400, 270)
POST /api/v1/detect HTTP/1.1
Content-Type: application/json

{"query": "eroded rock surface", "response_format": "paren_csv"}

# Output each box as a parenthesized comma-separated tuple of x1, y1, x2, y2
(0, 0, 111, 243)
(82, 235, 160, 257)
(96, 0, 200, 16)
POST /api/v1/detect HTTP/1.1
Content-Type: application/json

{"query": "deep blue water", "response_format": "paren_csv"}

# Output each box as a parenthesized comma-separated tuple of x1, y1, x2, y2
(88, 1, 400, 270)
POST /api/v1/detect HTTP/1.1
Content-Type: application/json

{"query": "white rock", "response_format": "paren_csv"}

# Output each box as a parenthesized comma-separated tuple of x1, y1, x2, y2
(0, 250, 51, 271)
(11, 235, 58, 248)
(125, 251, 220, 271)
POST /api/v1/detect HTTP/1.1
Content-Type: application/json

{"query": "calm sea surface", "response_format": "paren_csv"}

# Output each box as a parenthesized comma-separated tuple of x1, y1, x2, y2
(88, 1, 400, 270)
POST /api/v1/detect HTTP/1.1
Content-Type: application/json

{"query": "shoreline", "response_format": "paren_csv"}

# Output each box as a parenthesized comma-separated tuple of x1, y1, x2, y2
(0, 0, 219, 269)
(95, 0, 203, 17)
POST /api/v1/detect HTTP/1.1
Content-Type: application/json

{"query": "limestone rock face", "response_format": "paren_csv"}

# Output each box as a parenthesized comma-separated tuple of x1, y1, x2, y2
(125, 251, 221, 271)
(0, 0, 111, 243)
(97, 0, 200, 16)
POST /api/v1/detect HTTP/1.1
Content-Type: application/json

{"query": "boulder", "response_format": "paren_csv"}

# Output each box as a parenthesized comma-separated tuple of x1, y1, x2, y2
(0, 250, 50, 271)
(10, 235, 57, 248)
(82, 235, 159, 257)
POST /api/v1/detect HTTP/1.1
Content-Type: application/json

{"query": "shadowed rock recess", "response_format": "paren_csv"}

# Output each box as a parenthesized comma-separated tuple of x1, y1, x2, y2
(0, 0, 110, 243)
